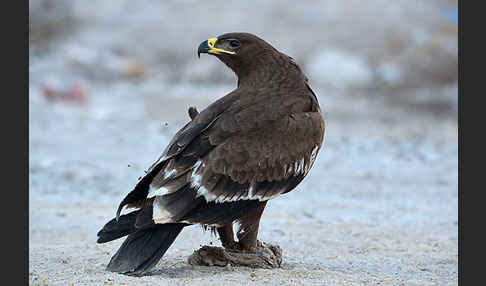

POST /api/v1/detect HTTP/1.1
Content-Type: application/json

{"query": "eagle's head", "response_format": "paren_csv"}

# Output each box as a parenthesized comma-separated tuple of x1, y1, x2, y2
(197, 32, 284, 81)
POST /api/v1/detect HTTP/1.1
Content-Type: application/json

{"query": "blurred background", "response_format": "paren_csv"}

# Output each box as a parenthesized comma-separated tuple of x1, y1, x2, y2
(29, 0, 458, 202)
(29, 1, 458, 284)
(29, 0, 458, 118)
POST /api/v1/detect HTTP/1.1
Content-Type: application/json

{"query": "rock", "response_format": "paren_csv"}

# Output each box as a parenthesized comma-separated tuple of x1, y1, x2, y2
(187, 244, 283, 269)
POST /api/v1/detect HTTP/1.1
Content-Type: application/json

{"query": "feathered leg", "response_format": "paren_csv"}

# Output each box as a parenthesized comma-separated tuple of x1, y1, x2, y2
(217, 224, 239, 250)
(237, 201, 267, 252)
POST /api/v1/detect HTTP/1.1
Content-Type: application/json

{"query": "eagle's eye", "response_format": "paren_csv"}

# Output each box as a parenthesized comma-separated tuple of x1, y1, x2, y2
(229, 39, 241, 48)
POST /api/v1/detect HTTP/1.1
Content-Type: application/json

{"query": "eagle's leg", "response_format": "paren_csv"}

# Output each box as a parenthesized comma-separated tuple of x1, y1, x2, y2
(216, 224, 238, 250)
(237, 201, 268, 253)
(188, 202, 282, 268)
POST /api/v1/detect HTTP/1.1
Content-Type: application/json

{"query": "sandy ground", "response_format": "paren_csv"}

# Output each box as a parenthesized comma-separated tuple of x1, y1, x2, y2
(29, 81, 457, 285)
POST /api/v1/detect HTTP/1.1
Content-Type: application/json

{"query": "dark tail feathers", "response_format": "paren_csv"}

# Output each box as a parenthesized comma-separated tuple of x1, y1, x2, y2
(104, 223, 185, 275)
(97, 210, 140, 243)
(97, 209, 185, 275)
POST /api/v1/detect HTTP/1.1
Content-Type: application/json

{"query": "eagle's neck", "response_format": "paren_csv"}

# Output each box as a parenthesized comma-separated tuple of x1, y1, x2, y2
(230, 53, 304, 89)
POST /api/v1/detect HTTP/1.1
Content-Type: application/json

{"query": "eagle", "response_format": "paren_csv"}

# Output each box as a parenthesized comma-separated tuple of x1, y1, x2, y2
(97, 32, 326, 275)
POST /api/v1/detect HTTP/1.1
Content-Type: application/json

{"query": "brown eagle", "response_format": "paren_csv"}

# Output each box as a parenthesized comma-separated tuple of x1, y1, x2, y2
(97, 32, 325, 275)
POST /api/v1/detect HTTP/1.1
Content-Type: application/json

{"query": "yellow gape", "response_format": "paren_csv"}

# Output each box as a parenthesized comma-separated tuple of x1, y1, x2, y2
(207, 37, 236, 55)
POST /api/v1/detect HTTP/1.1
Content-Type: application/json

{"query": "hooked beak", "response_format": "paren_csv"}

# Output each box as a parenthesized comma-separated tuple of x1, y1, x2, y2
(197, 37, 236, 58)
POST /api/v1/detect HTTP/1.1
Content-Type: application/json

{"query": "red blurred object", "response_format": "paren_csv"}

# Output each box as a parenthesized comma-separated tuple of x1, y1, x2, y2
(42, 82, 87, 105)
